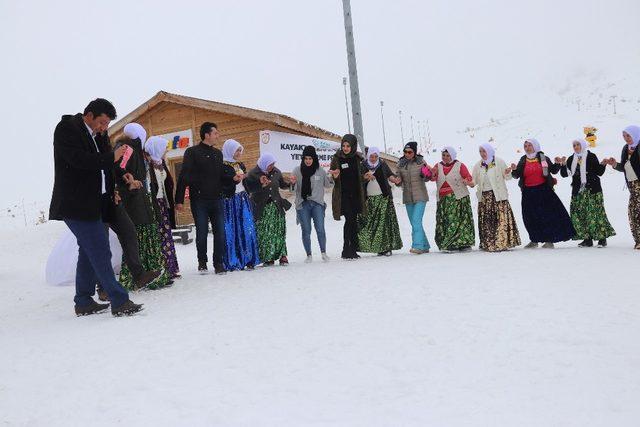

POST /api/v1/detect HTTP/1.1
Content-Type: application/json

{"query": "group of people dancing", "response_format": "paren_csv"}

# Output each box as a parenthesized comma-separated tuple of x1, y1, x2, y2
(49, 97, 640, 317)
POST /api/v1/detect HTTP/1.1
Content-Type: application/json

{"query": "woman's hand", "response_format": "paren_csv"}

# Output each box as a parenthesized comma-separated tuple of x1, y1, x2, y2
(259, 175, 271, 188)
(464, 177, 475, 187)
(329, 169, 340, 178)
(364, 171, 375, 181)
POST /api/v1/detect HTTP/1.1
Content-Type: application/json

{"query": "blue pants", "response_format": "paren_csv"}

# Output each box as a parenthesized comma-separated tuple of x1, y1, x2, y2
(64, 219, 129, 309)
(296, 200, 327, 255)
(191, 198, 226, 264)
(405, 201, 430, 251)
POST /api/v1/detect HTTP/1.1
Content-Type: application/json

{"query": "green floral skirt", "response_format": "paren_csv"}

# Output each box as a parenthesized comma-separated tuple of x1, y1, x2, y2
(570, 190, 616, 241)
(628, 180, 640, 244)
(120, 223, 171, 290)
(435, 194, 476, 251)
(256, 202, 287, 263)
(357, 194, 403, 253)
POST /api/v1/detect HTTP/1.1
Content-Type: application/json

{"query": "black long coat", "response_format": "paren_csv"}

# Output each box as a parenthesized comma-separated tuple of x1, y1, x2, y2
(49, 113, 116, 221)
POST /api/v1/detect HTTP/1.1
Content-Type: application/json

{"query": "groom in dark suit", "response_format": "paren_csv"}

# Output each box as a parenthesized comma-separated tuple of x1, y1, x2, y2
(49, 98, 143, 316)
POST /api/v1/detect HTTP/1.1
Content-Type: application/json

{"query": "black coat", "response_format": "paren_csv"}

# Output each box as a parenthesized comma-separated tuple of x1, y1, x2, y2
(559, 151, 605, 196)
(148, 161, 177, 229)
(114, 137, 155, 226)
(244, 166, 291, 220)
(49, 113, 116, 221)
(175, 142, 229, 203)
(221, 162, 247, 198)
(511, 152, 560, 189)
(613, 144, 640, 182)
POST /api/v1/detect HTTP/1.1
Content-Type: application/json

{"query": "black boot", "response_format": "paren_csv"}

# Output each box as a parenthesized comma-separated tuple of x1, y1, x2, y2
(214, 263, 226, 275)
(597, 239, 607, 248)
(75, 300, 110, 316)
(111, 300, 144, 317)
(578, 239, 593, 247)
(198, 261, 208, 274)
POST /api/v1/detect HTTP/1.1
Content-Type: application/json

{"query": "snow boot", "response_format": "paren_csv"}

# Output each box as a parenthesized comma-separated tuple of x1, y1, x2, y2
(75, 300, 110, 316)
(111, 300, 144, 317)
(578, 239, 593, 247)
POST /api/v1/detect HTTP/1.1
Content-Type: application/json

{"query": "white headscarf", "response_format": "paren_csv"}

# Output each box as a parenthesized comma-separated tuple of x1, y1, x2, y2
(441, 146, 457, 162)
(480, 143, 495, 164)
(525, 138, 541, 159)
(570, 139, 588, 188)
(623, 125, 640, 149)
(366, 146, 381, 168)
(144, 136, 169, 164)
(222, 139, 243, 163)
(123, 123, 147, 145)
(257, 153, 276, 173)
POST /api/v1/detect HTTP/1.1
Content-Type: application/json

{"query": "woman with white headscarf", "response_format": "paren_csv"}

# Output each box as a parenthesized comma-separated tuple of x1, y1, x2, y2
(220, 139, 260, 270)
(510, 138, 574, 248)
(356, 146, 402, 256)
(143, 136, 180, 279)
(245, 153, 293, 266)
(115, 125, 171, 289)
(556, 139, 615, 248)
(472, 143, 521, 252)
(604, 125, 640, 249)
(430, 146, 476, 252)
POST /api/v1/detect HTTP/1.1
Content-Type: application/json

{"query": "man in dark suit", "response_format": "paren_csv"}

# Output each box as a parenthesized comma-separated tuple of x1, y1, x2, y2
(49, 98, 143, 316)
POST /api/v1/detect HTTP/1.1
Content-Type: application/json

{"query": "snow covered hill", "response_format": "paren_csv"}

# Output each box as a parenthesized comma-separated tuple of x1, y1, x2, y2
(2, 169, 640, 426)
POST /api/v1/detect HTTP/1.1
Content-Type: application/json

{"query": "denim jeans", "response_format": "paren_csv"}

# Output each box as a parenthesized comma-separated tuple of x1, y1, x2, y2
(191, 197, 226, 264)
(405, 201, 430, 250)
(64, 219, 129, 309)
(296, 200, 327, 255)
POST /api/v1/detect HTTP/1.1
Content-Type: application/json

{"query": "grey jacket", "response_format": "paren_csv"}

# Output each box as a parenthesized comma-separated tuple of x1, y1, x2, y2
(395, 155, 430, 204)
(291, 166, 333, 210)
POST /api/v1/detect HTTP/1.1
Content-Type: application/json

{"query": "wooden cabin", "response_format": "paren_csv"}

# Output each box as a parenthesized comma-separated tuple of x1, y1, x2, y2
(108, 90, 397, 226)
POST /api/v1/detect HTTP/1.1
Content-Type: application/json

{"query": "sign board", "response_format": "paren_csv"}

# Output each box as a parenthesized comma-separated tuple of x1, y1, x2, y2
(153, 129, 194, 159)
(259, 130, 341, 172)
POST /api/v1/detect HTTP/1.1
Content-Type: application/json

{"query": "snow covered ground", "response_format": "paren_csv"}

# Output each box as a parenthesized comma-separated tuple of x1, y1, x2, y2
(2, 167, 640, 426)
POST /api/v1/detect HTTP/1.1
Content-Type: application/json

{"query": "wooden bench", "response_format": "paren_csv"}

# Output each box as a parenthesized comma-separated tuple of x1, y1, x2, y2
(171, 226, 194, 245)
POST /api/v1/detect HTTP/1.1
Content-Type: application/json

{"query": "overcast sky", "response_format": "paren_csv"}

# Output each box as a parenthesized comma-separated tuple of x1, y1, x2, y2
(1, 0, 639, 204)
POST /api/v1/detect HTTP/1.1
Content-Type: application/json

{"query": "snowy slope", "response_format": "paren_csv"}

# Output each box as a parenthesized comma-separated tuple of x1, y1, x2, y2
(1, 169, 640, 426)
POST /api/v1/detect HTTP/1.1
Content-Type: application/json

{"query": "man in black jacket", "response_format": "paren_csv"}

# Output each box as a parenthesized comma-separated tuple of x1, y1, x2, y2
(175, 122, 230, 274)
(49, 98, 143, 316)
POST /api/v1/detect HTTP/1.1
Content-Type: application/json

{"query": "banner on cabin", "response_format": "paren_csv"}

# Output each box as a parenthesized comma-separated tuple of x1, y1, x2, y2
(258, 130, 341, 172)
(156, 129, 193, 158)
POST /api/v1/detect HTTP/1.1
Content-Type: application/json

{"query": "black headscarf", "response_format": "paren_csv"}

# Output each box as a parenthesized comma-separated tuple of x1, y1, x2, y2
(301, 145, 319, 200)
(335, 134, 359, 159)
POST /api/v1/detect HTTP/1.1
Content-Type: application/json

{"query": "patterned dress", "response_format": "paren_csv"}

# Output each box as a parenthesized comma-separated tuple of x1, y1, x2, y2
(256, 201, 287, 263)
(357, 194, 403, 253)
(434, 161, 476, 251)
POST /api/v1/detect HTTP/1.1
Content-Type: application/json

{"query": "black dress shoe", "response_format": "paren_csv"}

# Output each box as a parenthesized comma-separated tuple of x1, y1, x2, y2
(111, 300, 144, 316)
(75, 300, 110, 316)
(214, 263, 226, 275)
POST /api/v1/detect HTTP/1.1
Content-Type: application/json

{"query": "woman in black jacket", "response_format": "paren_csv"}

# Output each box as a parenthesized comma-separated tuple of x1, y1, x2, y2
(603, 125, 640, 249)
(510, 138, 574, 249)
(116, 123, 170, 289)
(220, 139, 260, 270)
(245, 153, 293, 266)
(329, 134, 367, 259)
(556, 139, 615, 248)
